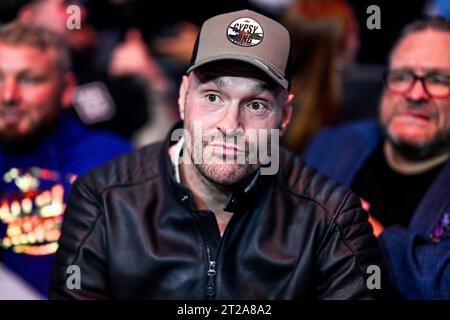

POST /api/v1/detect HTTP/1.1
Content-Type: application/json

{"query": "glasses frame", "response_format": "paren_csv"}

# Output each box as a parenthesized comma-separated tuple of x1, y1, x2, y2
(383, 70, 450, 99)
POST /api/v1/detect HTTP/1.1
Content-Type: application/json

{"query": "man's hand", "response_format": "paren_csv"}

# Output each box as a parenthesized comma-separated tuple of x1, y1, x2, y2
(368, 214, 384, 237)
(109, 29, 170, 92)
(360, 198, 384, 237)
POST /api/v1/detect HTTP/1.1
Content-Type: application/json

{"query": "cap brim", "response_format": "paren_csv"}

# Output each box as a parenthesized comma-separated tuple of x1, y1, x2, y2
(186, 54, 289, 90)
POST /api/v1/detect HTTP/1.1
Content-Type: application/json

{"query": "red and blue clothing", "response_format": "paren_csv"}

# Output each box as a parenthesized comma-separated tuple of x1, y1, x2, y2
(0, 115, 132, 298)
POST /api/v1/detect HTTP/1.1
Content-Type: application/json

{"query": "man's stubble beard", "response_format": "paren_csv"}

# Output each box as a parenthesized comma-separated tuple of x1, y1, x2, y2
(382, 122, 450, 161)
(381, 97, 450, 161)
(189, 138, 260, 187)
(0, 114, 59, 155)
(194, 161, 259, 187)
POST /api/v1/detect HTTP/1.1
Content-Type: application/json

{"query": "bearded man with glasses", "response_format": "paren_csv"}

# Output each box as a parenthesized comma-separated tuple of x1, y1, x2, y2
(304, 16, 450, 299)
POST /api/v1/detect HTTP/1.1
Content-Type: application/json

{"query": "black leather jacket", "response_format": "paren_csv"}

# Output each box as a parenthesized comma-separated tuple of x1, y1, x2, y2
(50, 125, 388, 299)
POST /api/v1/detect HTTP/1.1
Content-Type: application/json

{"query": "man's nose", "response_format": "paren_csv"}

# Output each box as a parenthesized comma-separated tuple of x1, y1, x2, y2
(1, 78, 21, 106)
(218, 104, 243, 134)
(405, 79, 430, 102)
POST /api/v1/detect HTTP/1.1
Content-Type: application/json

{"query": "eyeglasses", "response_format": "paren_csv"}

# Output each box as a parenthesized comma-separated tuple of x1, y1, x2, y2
(384, 70, 450, 98)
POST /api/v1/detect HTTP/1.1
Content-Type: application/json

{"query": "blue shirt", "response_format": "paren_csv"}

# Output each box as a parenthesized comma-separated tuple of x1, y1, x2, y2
(0, 115, 132, 298)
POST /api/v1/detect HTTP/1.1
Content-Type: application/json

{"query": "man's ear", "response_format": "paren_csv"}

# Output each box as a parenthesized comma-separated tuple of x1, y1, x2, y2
(60, 72, 77, 110)
(279, 93, 294, 136)
(178, 75, 189, 121)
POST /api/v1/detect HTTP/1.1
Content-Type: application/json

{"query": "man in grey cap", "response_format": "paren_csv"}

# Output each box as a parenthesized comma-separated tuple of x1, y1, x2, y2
(50, 10, 389, 299)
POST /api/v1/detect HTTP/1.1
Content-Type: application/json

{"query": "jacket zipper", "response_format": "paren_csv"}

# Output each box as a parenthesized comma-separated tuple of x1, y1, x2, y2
(194, 211, 238, 299)
(206, 247, 216, 298)
(193, 214, 218, 299)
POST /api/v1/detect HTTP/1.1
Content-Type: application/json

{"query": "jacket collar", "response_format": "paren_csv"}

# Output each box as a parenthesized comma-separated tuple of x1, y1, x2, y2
(161, 121, 275, 214)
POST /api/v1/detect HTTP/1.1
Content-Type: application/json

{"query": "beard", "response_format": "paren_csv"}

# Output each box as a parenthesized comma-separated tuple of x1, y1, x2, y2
(183, 125, 273, 187)
(382, 124, 450, 161)
(0, 116, 58, 155)
(194, 161, 259, 188)
(380, 97, 450, 160)
(189, 137, 261, 187)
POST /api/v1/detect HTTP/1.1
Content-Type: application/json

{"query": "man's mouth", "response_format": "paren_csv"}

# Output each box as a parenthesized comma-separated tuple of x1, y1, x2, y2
(207, 142, 244, 156)
(395, 111, 435, 126)
(0, 110, 25, 125)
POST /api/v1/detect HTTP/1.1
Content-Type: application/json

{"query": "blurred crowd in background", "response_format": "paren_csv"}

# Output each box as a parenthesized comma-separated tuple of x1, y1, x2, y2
(1, 0, 448, 151)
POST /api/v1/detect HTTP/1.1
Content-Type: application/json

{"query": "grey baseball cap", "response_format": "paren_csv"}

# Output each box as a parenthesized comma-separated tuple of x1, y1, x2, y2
(187, 9, 291, 90)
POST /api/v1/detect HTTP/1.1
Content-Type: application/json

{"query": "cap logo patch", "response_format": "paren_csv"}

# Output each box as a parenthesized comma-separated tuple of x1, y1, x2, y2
(227, 17, 263, 47)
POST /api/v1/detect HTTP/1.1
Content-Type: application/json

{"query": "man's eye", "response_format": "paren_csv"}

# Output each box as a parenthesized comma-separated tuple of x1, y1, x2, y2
(427, 74, 450, 85)
(20, 76, 47, 84)
(207, 94, 220, 103)
(249, 102, 267, 111)
(390, 72, 412, 82)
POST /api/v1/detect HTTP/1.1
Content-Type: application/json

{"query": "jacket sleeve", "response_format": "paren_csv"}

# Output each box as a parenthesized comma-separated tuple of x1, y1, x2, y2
(49, 177, 110, 299)
(316, 191, 392, 300)
(378, 225, 450, 299)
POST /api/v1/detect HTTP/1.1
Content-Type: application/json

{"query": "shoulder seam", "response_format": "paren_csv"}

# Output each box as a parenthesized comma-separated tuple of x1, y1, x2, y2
(99, 172, 162, 195)
(63, 179, 106, 274)
(277, 181, 335, 221)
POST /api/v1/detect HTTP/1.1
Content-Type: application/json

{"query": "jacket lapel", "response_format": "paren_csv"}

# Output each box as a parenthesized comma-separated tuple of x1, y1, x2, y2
(409, 158, 450, 237)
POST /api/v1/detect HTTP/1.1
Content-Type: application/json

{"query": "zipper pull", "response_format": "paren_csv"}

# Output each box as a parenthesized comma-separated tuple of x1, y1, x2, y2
(206, 260, 216, 297)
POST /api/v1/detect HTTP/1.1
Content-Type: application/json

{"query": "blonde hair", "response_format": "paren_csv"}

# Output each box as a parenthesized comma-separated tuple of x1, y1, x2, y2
(0, 21, 71, 73)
